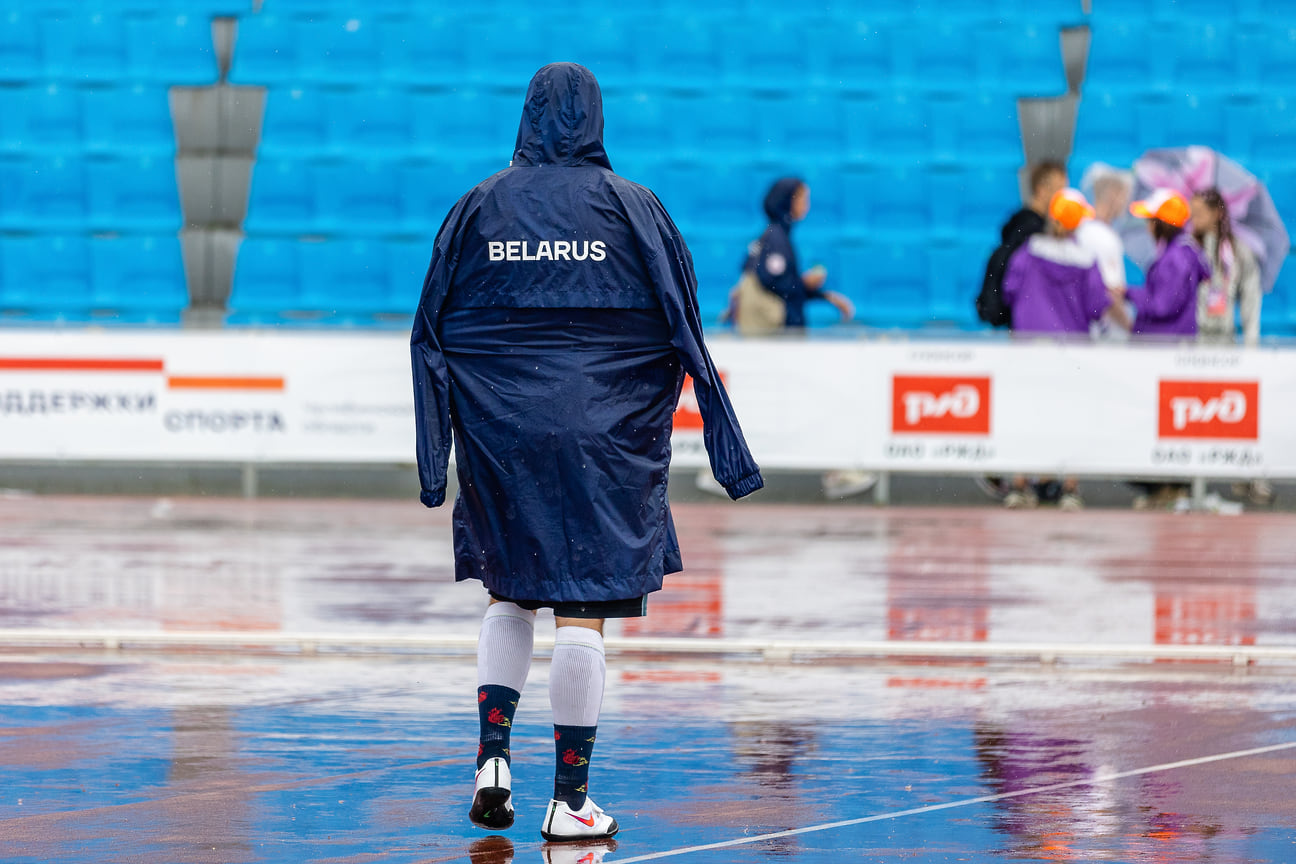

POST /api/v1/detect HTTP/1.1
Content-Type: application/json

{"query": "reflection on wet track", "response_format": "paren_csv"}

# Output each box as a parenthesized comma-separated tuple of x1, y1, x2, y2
(1, 496, 1293, 862)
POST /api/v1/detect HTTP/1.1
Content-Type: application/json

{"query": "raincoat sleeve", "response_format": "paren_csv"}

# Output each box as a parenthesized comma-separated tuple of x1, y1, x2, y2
(754, 226, 803, 302)
(638, 193, 764, 499)
(409, 203, 466, 508)
(1128, 250, 1196, 321)
(1001, 247, 1026, 309)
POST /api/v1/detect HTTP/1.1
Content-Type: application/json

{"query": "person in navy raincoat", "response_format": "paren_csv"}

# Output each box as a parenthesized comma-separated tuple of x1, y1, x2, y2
(410, 63, 762, 842)
(741, 177, 854, 329)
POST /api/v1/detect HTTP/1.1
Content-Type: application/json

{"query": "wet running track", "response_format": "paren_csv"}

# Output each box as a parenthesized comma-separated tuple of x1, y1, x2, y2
(0, 495, 1293, 863)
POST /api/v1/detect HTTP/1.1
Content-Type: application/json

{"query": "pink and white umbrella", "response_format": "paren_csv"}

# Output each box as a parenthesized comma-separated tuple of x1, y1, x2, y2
(1121, 146, 1290, 292)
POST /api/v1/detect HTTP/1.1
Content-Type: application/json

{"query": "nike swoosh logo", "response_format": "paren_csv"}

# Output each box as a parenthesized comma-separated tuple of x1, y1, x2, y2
(569, 810, 598, 827)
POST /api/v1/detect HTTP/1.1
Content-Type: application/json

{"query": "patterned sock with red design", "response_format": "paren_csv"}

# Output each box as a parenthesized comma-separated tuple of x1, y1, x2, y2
(552, 724, 597, 809)
(476, 684, 520, 769)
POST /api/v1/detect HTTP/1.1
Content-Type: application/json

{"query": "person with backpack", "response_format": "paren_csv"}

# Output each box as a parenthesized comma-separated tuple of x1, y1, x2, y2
(976, 161, 1068, 329)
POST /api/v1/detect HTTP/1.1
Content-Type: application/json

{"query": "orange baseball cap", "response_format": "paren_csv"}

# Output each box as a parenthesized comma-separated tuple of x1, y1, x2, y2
(1129, 188, 1191, 227)
(1048, 188, 1095, 231)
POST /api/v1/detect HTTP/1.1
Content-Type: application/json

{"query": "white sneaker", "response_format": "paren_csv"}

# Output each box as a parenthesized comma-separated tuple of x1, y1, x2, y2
(821, 469, 877, 500)
(470, 757, 514, 830)
(1058, 491, 1085, 511)
(540, 797, 619, 842)
(1004, 489, 1038, 509)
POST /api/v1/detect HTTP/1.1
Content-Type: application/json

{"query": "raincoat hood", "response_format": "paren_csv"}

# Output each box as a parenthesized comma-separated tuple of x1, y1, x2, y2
(763, 177, 804, 226)
(512, 62, 611, 169)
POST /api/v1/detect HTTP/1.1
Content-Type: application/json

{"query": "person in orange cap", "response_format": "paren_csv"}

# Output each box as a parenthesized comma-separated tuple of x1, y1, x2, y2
(1120, 188, 1210, 337)
(1000, 188, 1128, 510)
(1002, 188, 1128, 336)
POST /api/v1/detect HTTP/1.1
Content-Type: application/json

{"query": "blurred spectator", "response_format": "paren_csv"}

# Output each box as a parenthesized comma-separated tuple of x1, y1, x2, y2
(974, 160, 1067, 503)
(1077, 164, 1134, 340)
(1118, 189, 1209, 338)
(999, 189, 1127, 510)
(710, 178, 871, 500)
(1191, 188, 1274, 507)
(1191, 188, 1261, 347)
(976, 160, 1068, 329)
(732, 177, 853, 335)
(1120, 189, 1210, 510)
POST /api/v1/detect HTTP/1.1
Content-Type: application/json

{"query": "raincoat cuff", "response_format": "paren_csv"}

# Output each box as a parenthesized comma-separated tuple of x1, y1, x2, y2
(724, 471, 764, 500)
(420, 488, 446, 508)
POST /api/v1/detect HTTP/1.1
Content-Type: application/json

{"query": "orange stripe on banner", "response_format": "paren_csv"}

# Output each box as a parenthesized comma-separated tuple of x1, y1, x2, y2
(0, 358, 165, 372)
(166, 376, 285, 391)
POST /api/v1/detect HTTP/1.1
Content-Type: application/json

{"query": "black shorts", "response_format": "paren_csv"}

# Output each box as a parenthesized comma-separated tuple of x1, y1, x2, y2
(489, 591, 647, 619)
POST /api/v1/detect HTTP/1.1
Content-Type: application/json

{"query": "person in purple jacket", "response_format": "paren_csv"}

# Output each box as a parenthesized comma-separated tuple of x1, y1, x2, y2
(1003, 188, 1127, 337)
(1002, 189, 1128, 510)
(1120, 189, 1210, 339)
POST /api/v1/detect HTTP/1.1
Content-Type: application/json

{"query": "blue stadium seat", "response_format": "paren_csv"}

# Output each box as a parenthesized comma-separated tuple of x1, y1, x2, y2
(1236, 94, 1296, 165)
(602, 89, 666, 160)
(296, 15, 386, 85)
(729, 17, 814, 91)
(804, 17, 891, 94)
(564, 18, 639, 90)
(756, 89, 846, 159)
(40, 12, 130, 84)
(127, 12, 217, 85)
(315, 158, 406, 236)
(90, 234, 188, 320)
(299, 238, 396, 316)
(842, 164, 935, 236)
(930, 164, 1021, 237)
(1167, 20, 1243, 95)
(1085, 17, 1173, 91)
(1071, 87, 1150, 170)
(0, 234, 93, 316)
(378, 13, 467, 87)
(244, 157, 325, 235)
(86, 155, 181, 232)
(891, 17, 980, 93)
(228, 15, 301, 86)
(639, 17, 726, 90)
(0, 8, 40, 83)
(400, 156, 509, 228)
(837, 237, 934, 328)
(328, 88, 420, 158)
(977, 20, 1068, 95)
(1244, 22, 1296, 90)
(0, 84, 83, 155)
(929, 238, 991, 328)
(653, 161, 755, 234)
(83, 84, 175, 156)
(257, 87, 332, 158)
(666, 91, 759, 160)
(417, 88, 519, 158)
(932, 91, 1022, 164)
(227, 236, 305, 322)
(0, 155, 89, 231)
(843, 92, 936, 162)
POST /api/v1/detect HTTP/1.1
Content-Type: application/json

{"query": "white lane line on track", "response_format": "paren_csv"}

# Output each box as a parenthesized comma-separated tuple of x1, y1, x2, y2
(610, 740, 1296, 863)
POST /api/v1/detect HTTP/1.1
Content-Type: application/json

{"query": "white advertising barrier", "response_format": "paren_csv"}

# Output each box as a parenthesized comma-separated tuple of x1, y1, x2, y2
(0, 330, 1294, 478)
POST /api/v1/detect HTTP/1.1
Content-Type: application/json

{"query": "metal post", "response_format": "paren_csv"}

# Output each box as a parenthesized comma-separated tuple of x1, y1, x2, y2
(241, 463, 258, 499)
(873, 471, 891, 506)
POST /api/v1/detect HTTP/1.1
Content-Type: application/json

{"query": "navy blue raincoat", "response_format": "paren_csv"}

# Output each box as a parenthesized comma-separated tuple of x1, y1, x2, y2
(411, 63, 763, 604)
(744, 177, 829, 328)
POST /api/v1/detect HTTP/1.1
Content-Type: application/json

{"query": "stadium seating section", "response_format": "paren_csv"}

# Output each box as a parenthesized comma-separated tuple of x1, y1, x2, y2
(0, 0, 1294, 333)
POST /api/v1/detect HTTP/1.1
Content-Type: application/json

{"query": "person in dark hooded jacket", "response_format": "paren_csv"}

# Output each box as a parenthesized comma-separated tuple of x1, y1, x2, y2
(410, 63, 762, 842)
(976, 161, 1068, 329)
(739, 177, 854, 330)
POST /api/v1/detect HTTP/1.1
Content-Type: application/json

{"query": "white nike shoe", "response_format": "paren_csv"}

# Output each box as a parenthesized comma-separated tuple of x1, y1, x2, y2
(469, 757, 514, 830)
(540, 797, 618, 841)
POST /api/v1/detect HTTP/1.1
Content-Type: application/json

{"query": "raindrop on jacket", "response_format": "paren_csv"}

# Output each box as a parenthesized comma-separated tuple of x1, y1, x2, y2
(411, 63, 763, 604)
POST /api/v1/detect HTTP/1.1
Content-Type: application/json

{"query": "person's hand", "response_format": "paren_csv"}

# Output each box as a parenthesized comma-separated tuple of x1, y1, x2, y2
(826, 290, 855, 322)
(802, 265, 827, 290)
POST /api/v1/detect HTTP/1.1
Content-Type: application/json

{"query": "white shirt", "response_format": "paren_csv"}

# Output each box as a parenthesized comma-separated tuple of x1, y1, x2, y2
(1074, 219, 1126, 289)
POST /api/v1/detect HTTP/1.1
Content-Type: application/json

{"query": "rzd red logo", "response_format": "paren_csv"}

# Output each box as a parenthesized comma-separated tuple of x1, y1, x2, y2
(891, 376, 991, 435)
(674, 373, 726, 431)
(1158, 380, 1259, 440)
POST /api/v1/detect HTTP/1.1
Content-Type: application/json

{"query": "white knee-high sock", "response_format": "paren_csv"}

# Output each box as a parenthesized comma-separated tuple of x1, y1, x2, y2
(477, 602, 536, 693)
(549, 626, 605, 727)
